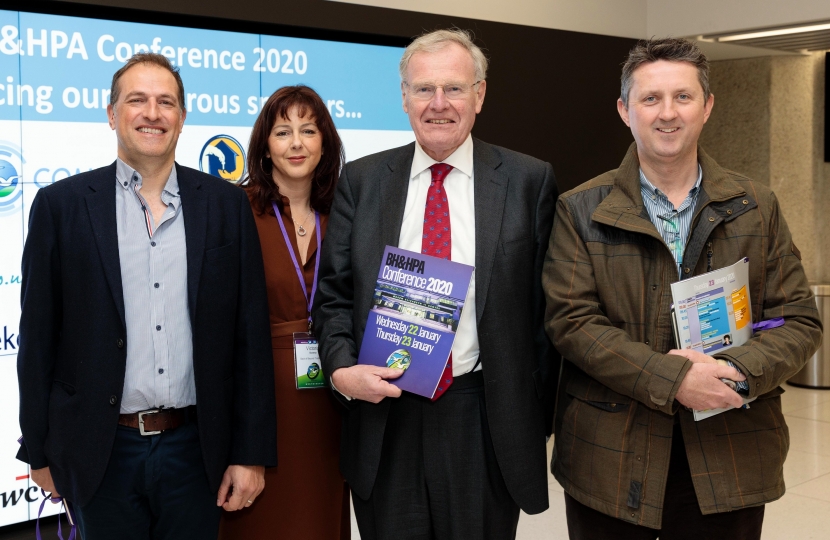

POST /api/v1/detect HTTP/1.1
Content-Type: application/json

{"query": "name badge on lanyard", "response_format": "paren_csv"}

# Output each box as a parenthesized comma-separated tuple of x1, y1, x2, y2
(272, 202, 324, 390)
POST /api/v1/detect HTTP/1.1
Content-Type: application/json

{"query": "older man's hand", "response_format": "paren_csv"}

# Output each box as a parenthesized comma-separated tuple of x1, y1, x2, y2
(675, 362, 746, 411)
(331, 365, 404, 403)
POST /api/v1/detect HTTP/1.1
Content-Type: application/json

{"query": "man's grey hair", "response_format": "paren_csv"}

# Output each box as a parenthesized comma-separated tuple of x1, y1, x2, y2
(620, 37, 710, 108)
(399, 28, 488, 83)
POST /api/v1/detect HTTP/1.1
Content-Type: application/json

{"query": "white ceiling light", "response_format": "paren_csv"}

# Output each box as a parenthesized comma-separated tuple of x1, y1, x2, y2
(717, 22, 830, 42)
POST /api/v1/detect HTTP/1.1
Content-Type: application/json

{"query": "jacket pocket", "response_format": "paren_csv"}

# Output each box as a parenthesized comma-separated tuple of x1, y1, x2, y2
(205, 241, 238, 262)
(502, 237, 534, 255)
(565, 372, 632, 410)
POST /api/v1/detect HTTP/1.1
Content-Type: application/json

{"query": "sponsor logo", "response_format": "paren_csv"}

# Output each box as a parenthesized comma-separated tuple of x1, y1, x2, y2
(0, 141, 24, 216)
(1, 325, 19, 352)
(0, 486, 41, 508)
(307, 362, 321, 380)
(199, 135, 246, 182)
(386, 349, 412, 371)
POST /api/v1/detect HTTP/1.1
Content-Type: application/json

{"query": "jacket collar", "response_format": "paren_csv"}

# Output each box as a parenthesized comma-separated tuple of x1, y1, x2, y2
(593, 143, 748, 233)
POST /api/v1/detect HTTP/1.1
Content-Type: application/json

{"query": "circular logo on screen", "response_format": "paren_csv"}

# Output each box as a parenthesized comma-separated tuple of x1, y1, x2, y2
(0, 142, 24, 216)
(307, 362, 321, 380)
(386, 349, 412, 371)
(199, 135, 246, 183)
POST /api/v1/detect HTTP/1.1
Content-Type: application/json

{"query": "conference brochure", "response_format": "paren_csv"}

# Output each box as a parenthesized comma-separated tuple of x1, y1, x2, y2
(670, 257, 756, 420)
(357, 246, 474, 398)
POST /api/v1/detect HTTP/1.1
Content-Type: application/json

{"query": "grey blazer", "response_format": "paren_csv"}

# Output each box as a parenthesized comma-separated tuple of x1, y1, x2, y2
(313, 139, 558, 514)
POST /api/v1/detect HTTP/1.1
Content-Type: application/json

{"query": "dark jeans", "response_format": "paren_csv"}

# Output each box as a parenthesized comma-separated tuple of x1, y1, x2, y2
(565, 423, 765, 540)
(75, 422, 221, 540)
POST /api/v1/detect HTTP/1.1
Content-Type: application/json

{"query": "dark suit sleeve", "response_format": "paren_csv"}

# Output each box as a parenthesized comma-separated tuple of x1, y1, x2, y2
(17, 189, 62, 469)
(534, 163, 560, 437)
(229, 191, 277, 465)
(312, 164, 359, 406)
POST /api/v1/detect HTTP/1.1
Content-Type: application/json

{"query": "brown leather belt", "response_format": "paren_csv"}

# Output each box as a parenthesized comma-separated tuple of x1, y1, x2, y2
(118, 406, 196, 436)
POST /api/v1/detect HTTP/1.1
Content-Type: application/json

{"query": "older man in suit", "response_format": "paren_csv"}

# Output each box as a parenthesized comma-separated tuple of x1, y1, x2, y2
(313, 29, 558, 540)
(17, 53, 276, 539)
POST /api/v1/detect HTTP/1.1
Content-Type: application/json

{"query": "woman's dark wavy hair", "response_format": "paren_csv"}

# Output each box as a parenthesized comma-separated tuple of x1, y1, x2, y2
(242, 85, 344, 215)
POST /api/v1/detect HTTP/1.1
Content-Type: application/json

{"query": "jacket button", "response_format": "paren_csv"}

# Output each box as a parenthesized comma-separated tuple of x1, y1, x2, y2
(117, 338, 124, 349)
(727, 209, 733, 215)
(684, 268, 691, 274)
(743, 199, 749, 205)
(109, 395, 118, 405)
(708, 217, 715, 222)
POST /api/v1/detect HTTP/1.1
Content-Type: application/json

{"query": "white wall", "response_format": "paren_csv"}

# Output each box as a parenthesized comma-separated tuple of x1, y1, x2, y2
(330, 0, 830, 42)
(647, 0, 830, 38)
(327, 0, 648, 39)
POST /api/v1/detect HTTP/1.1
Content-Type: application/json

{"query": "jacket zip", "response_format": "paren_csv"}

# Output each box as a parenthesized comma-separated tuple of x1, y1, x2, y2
(706, 242, 713, 272)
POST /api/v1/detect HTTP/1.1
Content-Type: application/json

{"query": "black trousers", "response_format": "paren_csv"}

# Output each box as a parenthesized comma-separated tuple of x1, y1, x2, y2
(75, 421, 221, 540)
(352, 372, 520, 540)
(565, 423, 765, 540)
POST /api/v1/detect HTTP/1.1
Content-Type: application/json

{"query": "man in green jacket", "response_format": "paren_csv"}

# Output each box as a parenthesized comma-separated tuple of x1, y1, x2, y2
(544, 37, 822, 539)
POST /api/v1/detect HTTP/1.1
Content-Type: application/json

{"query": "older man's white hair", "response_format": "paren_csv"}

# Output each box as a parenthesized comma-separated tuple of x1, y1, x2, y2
(399, 28, 488, 83)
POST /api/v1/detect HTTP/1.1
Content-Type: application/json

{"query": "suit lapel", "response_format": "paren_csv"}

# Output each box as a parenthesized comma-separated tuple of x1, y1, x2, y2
(379, 143, 415, 249)
(85, 162, 126, 329)
(176, 165, 208, 324)
(472, 140, 508, 323)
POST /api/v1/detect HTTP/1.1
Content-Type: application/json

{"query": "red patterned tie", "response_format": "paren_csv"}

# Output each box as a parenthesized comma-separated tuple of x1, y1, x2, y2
(423, 163, 454, 400)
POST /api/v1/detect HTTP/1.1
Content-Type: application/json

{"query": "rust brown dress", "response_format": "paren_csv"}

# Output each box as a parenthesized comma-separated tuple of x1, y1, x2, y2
(218, 198, 349, 540)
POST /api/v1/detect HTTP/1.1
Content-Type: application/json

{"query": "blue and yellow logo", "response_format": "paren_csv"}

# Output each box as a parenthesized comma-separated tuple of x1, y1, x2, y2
(0, 142, 24, 216)
(199, 135, 246, 182)
(386, 349, 412, 371)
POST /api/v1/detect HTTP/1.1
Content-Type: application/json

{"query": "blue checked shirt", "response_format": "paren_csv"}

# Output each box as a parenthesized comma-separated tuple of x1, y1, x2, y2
(639, 166, 749, 394)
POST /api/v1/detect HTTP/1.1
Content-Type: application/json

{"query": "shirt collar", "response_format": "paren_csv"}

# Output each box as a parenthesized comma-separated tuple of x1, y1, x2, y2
(410, 134, 474, 180)
(115, 158, 180, 207)
(639, 164, 702, 200)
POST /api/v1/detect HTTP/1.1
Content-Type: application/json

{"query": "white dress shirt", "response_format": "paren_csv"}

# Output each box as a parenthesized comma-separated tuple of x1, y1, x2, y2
(399, 135, 480, 376)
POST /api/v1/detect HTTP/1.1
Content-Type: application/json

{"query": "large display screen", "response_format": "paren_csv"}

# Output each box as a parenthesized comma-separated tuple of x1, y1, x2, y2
(0, 8, 412, 526)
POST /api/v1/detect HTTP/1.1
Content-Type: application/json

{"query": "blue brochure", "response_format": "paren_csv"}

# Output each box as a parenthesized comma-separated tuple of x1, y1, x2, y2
(357, 246, 475, 398)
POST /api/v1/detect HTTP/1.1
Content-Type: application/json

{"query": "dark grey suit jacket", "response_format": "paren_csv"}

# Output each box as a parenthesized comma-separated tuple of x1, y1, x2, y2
(313, 139, 558, 514)
(17, 163, 276, 507)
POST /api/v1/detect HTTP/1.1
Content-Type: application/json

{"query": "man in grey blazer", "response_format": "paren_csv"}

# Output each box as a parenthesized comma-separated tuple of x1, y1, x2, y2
(313, 29, 558, 540)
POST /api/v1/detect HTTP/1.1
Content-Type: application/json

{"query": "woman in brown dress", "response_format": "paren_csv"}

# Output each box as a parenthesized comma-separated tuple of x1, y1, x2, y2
(218, 85, 349, 539)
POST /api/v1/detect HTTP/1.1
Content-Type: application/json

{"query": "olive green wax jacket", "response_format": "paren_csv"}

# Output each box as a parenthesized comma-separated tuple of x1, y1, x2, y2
(543, 143, 823, 529)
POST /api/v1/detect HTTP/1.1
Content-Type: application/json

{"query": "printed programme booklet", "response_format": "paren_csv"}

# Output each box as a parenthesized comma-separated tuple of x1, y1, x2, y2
(357, 246, 475, 398)
(670, 257, 756, 420)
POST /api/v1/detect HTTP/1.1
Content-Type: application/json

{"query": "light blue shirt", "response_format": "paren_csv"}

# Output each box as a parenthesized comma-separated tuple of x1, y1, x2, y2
(115, 159, 196, 413)
(639, 165, 702, 278)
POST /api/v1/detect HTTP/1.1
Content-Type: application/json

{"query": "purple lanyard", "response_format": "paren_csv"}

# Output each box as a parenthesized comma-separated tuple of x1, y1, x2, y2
(272, 202, 321, 331)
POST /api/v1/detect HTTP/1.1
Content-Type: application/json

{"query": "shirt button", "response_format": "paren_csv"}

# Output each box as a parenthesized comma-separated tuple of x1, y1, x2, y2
(158, 368, 164, 374)
(117, 338, 124, 348)
(708, 217, 715, 222)
(651, 285, 657, 291)
(154, 283, 160, 288)
(644, 340, 650, 345)
(684, 268, 691, 274)
(151, 241, 157, 247)
(727, 209, 733, 215)
(109, 395, 118, 405)
(743, 199, 749, 205)
(156, 325, 162, 331)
